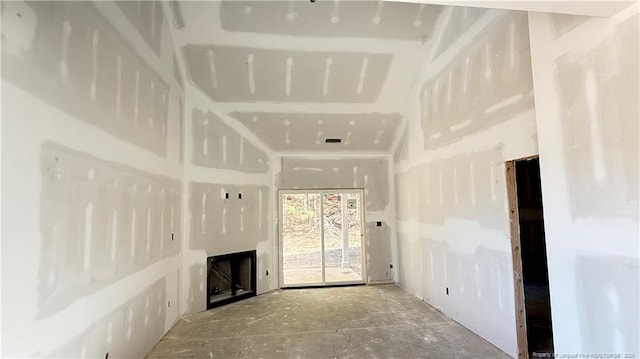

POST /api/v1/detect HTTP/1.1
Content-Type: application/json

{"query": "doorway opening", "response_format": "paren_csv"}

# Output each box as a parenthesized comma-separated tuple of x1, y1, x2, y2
(279, 189, 366, 288)
(506, 157, 554, 358)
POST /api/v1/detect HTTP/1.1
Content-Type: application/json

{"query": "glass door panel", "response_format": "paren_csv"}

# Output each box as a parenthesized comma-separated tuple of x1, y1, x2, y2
(282, 193, 322, 286)
(323, 193, 363, 283)
(280, 190, 365, 287)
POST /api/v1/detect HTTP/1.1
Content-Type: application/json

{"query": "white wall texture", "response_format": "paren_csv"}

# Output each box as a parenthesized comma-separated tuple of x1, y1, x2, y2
(528, 6, 639, 356)
(393, 3, 639, 358)
(393, 8, 538, 356)
(2, 1, 185, 357)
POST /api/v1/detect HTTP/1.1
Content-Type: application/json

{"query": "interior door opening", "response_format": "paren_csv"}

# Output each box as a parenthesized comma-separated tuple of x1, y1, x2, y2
(280, 190, 366, 288)
(507, 157, 554, 358)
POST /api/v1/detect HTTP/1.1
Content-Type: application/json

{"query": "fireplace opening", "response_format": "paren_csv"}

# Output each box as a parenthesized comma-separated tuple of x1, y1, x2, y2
(207, 250, 257, 309)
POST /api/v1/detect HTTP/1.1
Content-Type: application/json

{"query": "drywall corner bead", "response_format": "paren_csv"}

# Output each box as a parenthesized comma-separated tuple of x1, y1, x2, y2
(47, 277, 167, 358)
(189, 182, 270, 254)
(555, 14, 639, 219)
(38, 142, 182, 318)
(191, 108, 269, 173)
(187, 263, 206, 314)
(1, 1, 169, 156)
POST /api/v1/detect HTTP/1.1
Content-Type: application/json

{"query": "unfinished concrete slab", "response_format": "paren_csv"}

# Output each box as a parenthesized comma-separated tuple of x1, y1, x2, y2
(183, 45, 392, 103)
(146, 285, 510, 359)
(231, 112, 401, 152)
(219, 1, 444, 41)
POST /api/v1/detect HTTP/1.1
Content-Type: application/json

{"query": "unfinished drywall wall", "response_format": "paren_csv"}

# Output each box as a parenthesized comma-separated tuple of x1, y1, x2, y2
(39, 143, 181, 317)
(2, 1, 185, 356)
(393, 9, 538, 357)
(2, 1, 170, 156)
(420, 10, 533, 149)
(276, 156, 395, 283)
(48, 277, 168, 358)
(192, 108, 269, 173)
(180, 88, 275, 316)
(190, 182, 269, 254)
(528, 7, 639, 355)
(116, 1, 164, 55)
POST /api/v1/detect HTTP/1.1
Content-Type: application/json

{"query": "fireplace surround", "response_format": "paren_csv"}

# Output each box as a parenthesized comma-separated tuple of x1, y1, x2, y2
(207, 250, 257, 309)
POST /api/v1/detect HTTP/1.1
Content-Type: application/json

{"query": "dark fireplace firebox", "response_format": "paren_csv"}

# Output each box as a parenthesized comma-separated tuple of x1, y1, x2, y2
(207, 250, 257, 309)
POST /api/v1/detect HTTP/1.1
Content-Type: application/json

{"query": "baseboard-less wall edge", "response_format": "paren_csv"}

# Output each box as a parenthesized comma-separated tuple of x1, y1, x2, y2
(367, 280, 395, 285)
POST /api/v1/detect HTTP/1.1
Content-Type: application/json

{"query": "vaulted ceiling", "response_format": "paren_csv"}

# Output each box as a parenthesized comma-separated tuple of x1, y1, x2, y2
(170, 1, 447, 153)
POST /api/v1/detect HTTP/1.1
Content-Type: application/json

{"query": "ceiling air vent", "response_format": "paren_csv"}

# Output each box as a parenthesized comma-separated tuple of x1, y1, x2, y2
(325, 138, 342, 144)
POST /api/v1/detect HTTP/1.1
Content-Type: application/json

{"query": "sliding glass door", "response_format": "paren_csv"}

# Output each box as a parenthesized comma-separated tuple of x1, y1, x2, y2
(280, 189, 365, 287)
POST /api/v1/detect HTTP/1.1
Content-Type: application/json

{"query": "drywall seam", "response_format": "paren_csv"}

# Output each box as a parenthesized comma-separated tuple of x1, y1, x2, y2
(93, 2, 171, 85)
(185, 84, 272, 154)
(420, 9, 511, 85)
(395, 110, 537, 172)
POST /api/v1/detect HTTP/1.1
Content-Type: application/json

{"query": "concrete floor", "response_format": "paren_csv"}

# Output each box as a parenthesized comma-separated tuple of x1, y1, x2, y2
(146, 285, 511, 358)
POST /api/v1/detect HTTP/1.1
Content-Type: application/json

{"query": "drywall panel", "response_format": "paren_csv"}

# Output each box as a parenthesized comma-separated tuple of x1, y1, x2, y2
(116, 0, 164, 55)
(1, 1, 169, 155)
(528, 6, 639, 355)
(420, 12, 533, 149)
(39, 142, 181, 317)
(189, 182, 270, 255)
(396, 235, 515, 353)
(183, 45, 392, 103)
(279, 157, 389, 212)
(393, 9, 539, 357)
(548, 13, 590, 39)
(231, 112, 401, 152)
(555, 14, 638, 219)
(366, 221, 393, 282)
(169, 0, 185, 29)
(431, 6, 487, 61)
(219, 1, 443, 41)
(395, 147, 507, 231)
(47, 277, 166, 358)
(576, 255, 639, 353)
(191, 108, 269, 173)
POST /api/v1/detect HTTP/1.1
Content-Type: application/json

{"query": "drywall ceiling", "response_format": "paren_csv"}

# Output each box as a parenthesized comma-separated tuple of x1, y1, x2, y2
(390, 0, 635, 17)
(171, 1, 446, 153)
